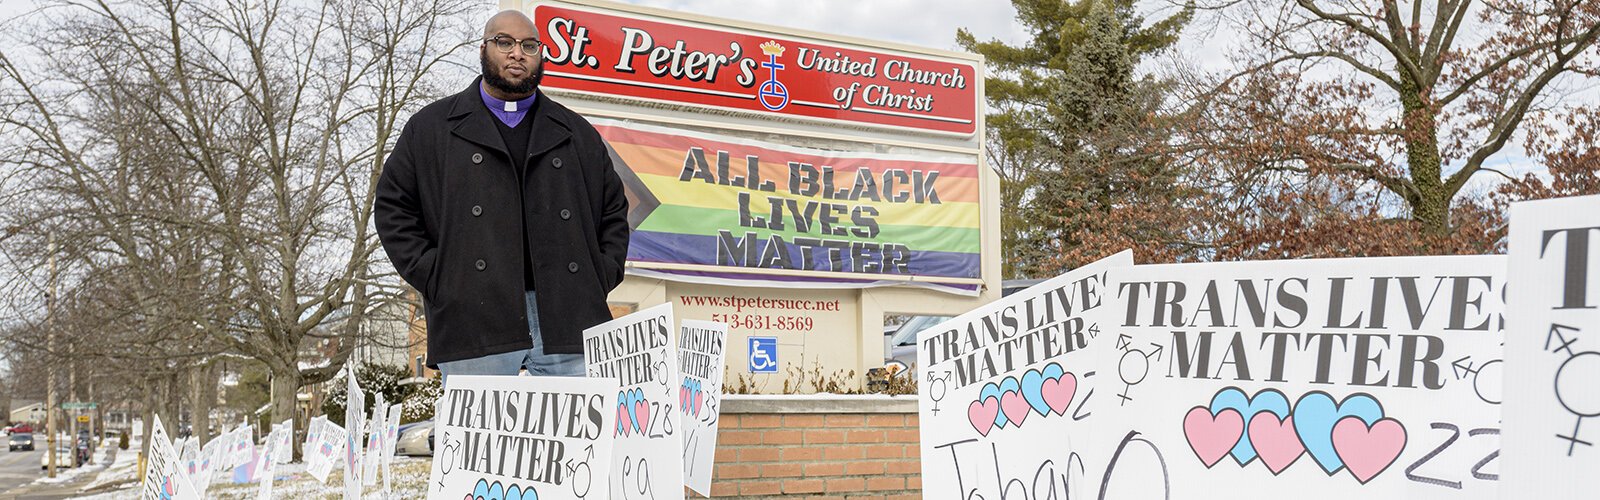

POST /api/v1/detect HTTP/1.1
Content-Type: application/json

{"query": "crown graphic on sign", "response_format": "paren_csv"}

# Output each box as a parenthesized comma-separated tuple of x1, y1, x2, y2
(760, 41, 785, 57)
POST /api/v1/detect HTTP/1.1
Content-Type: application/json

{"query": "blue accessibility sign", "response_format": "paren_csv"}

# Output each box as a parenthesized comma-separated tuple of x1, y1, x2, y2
(748, 336, 778, 373)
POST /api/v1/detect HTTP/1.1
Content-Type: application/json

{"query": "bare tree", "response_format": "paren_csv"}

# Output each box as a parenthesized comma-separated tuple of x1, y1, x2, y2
(0, 0, 477, 457)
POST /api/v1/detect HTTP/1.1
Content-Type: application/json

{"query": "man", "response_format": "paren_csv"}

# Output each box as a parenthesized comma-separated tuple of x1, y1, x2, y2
(375, 10, 629, 378)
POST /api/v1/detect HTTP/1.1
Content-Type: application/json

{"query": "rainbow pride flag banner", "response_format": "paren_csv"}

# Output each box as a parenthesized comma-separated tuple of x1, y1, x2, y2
(593, 118, 982, 295)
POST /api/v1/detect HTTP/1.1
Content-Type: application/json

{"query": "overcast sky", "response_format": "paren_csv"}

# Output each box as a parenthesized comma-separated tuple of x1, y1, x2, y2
(0, 0, 1546, 184)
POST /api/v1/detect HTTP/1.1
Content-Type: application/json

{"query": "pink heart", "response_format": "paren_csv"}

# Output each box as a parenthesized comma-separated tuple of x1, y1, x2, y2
(635, 399, 651, 433)
(616, 404, 630, 437)
(999, 390, 1030, 427)
(1248, 413, 1305, 474)
(679, 386, 688, 409)
(967, 398, 999, 436)
(693, 390, 703, 416)
(1183, 407, 1244, 468)
(1040, 372, 1078, 416)
(1332, 417, 1407, 484)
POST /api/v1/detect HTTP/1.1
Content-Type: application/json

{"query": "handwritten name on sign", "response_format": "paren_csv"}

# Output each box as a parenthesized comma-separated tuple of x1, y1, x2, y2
(1095, 256, 1505, 499)
(585, 302, 685, 499)
(1503, 194, 1600, 499)
(917, 251, 1132, 499)
(427, 375, 617, 500)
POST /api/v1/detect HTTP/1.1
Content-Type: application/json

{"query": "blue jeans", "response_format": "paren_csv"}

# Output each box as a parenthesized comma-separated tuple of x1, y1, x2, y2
(437, 290, 585, 381)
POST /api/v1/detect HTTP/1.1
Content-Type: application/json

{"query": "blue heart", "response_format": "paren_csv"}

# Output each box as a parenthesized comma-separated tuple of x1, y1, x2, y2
(506, 484, 535, 500)
(1020, 370, 1051, 417)
(1293, 392, 1383, 474)
(978, 382, 1005, 428)
(619, 390, 636, 431)
(474, 478, 491, 499)
(1208, 387, 1291, 465)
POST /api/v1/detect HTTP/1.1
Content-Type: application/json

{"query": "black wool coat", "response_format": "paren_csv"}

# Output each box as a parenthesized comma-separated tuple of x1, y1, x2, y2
(375, 78, 629, 366)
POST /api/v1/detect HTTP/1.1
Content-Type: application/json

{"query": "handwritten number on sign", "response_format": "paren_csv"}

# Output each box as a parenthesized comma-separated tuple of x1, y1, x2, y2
(648, 402, 675, 438)
(1467, 428, 1499, 481)
(1405, 422, 1500, 489)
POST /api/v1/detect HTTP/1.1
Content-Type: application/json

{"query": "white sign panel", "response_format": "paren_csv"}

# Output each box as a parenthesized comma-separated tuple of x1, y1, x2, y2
(307, 420, 347, 483)
(382, 403, 404, 495)
(584, 302, 684, 499)
(229, 425, 257, 472)
(1503, 194, 1600, 499)
(345, 368, 366, 499)
(426, 375, 617, 500)
(916, 251, 1132, 499)
(255, 421, 290, 500)
(678, 319, 728, 496)
(140, 414, 200, 500)
(1095, 255, 1506, 499)
(364, 392, 387, 485)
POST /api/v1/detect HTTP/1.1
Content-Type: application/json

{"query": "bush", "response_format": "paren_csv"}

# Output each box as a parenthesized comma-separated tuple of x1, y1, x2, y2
(321, 362, 413, 426)
(118, 432, 128, 450)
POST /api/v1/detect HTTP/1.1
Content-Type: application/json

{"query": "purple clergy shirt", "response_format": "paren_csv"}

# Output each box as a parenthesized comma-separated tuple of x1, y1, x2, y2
(479, 83, 538, 128)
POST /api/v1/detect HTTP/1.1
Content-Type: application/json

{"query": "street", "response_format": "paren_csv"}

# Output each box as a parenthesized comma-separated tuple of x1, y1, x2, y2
(0, 446, 43, 494)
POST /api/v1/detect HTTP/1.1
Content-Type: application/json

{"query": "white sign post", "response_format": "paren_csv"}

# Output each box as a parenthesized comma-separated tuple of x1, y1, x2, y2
(916, 251, 1132, 499)
(426, 375, 618, 500)
(1503, 194, 1600, 499)
(1093, 255, 1506, 499)
(678, 319, 728, 497)
(584, 303, 684, 499)
(140, 414, 200, 500)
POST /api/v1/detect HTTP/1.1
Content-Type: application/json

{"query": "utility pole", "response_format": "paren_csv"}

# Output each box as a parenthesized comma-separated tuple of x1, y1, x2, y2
(45, 233, 57, 477)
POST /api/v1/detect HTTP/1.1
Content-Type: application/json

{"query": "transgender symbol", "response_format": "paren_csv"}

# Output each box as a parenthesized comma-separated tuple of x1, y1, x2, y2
(1113, 334, 1165, 406)
(757, 41, 789, 111)
(1547, 323, 1600, 456)
(927, 371, 951, 415)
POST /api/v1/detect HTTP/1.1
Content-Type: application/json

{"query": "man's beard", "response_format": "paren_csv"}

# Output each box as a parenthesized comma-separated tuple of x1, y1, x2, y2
(481, 48, 542, 95)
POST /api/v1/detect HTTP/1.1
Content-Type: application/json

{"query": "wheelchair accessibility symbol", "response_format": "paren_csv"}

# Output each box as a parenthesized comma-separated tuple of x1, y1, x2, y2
(749, 336, 778, 373)
(757, 41, 789, 111)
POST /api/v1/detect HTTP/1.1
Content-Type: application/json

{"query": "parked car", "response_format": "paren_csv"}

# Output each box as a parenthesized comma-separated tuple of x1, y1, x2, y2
(8, 433, 33, 451)
(395, 421, 433, 457)
(40, 447, 76, 469)
(881, 279, 1048, 379)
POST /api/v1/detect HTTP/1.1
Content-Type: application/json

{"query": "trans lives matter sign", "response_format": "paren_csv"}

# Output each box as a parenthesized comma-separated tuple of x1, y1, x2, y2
(917, 250, 1132, 499)
(1502, 194, 1600, 498)
(1095, 256, 1505, 499)
(426, 375, 617, 500)
(584, 302, 684, 499)
(141, 414, 200, 500)
(678, 319, 728, 496)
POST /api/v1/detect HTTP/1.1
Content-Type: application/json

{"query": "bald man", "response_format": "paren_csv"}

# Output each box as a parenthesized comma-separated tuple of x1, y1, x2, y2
(375, 10, 630, 378)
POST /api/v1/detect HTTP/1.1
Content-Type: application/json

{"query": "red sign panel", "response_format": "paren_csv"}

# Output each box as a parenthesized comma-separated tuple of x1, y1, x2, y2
(533, 3, 979, 136)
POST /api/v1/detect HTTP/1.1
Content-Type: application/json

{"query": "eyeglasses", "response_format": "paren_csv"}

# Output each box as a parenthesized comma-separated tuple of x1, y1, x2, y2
(483, 35, 541, 56)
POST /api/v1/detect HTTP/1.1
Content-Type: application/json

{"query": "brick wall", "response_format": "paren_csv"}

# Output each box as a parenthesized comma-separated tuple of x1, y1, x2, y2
(706, 395, 920, 499)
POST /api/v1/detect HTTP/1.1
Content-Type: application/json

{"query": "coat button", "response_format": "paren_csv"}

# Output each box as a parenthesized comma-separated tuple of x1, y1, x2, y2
(552, 157, 563, 168)
(471, 205, 483, 217)
(560, 209, 571, 220)
(567, 262, 579, 273)
(471, 153, 483, 164)
(474, 259, 487, 271)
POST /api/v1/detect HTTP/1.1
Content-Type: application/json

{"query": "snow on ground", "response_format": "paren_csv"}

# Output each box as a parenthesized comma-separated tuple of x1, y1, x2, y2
(82, 437, 142, 491)
(32, 437, 120, 485)
(75, 455, 432, 499)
